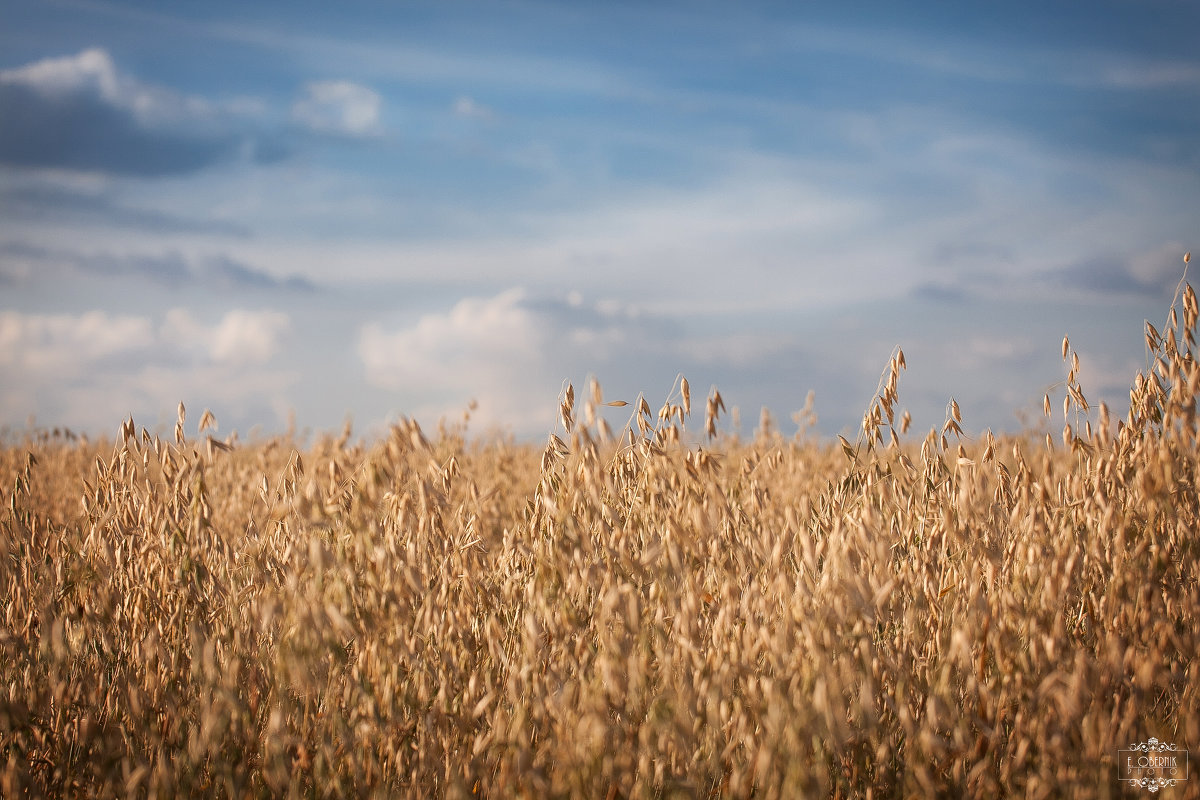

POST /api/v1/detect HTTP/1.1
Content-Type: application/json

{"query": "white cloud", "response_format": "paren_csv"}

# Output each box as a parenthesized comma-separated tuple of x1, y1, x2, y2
(163, 307, 290, 365)
(2, 308, 290, 374)
(1, 307, 296, 433)
(0, 48, 122, 100)
(210, 309, 290, 364)
(453, 95, 493, 120)
(292, 80, 382, 137)
(0, 309, 152, 371)
(360, 289, 539, 383)
(0, 47, 223, 128)
(358, 289, 554, 431)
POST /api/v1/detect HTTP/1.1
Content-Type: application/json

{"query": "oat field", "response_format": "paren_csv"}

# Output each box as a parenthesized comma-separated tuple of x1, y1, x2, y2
(3, 281, 1199, 798)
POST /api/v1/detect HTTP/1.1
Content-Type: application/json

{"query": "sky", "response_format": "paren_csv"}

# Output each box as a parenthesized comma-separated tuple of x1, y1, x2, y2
(1, 0, 1198, 443)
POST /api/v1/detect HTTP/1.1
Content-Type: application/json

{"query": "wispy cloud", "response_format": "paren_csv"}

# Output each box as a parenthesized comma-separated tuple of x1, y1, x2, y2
(38, 1, 644, 98)
(1074, 57, 1200, 91)
(0, 240, 315, 292)
(0, 178, 252, 235)
(453, 95, 494, 120)
(778, 20, 1200, 92)
(291, 80, 383, 137)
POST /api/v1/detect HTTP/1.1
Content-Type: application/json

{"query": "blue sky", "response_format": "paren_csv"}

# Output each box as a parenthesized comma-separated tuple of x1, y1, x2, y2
(1, 0, 1197, 441)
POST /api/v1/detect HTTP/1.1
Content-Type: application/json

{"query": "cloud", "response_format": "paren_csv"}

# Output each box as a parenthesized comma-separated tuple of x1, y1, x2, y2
(0, 309, 153, 372)
(1, 307, 291, 372)
(291, 80, 382, 137)
(1048, 241, 1189, 298)
(453, 96, 493, 120)
(210, 309, 291, 364)
(0, 240, 315, 292)
(779, 20, 1200, 94)
(0, 47, 252, 131)
(73, 248, 194, 285)
(205, 256, 316, 292)
(358, 288, 681, 433)
(0, 179, 251, 236)
(162, 307, 290, 365)
(1091, 59, 1200, 90)
(1, 307, 297, 433)
(1128, 241, 1192, 291)
(906, 239, 1190, 307)
(0, 48, 122, 102)
(0, 48, 245, 176)
(358, 289, 558, 431)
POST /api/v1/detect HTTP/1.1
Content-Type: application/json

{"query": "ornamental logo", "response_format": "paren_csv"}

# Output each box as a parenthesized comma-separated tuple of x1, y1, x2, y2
(1118, 738, 1189, 792)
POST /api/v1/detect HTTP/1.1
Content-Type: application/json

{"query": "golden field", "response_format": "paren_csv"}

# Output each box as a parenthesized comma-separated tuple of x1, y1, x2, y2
(3, 282, 1199, 798)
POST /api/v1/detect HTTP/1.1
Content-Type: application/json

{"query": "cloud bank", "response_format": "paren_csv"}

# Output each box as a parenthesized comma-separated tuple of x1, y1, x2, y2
(0, 308, 295, 433)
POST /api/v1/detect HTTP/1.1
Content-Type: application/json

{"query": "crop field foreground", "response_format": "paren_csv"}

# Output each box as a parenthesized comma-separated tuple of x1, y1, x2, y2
(3, 283, 1200, 798)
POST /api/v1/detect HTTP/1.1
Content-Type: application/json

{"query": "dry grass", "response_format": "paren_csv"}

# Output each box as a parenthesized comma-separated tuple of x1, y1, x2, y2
(2, 276, 1199, 798)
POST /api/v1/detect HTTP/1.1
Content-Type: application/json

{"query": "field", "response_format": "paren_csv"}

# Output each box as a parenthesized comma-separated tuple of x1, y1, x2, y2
(3, 282, 1199, 798)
